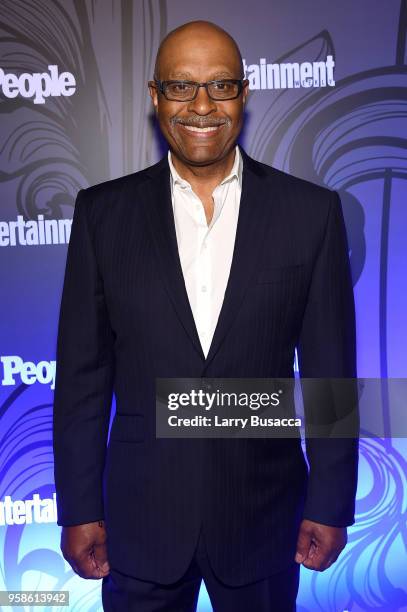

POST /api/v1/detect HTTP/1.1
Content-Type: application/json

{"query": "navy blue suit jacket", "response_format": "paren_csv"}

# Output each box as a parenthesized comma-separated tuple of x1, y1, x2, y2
(53, 147, 358, 585)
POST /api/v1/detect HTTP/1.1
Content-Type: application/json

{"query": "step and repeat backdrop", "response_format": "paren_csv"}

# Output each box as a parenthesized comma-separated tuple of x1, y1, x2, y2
(0, 1, 406, 610)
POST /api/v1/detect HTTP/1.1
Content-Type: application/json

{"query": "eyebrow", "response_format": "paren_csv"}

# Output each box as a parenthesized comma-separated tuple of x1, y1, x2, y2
(166, 70, 235, 80)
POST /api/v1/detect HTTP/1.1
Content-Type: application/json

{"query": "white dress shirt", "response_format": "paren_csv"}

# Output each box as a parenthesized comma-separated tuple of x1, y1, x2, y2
(168, 146, 243, 357)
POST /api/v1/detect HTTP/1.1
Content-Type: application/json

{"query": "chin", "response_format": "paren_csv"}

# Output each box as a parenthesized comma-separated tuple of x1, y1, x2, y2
(184, 155, 218, 166)
(178, 146, 229, 166)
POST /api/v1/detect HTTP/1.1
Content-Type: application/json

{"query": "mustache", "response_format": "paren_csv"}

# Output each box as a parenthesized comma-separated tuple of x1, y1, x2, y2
(171, 117, 230, 128)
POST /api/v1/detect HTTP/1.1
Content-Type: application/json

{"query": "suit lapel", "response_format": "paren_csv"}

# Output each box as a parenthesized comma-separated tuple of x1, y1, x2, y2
(141, 148, 276, 369)
(202, 148, 272, 371)
(142, 158, 206, 361)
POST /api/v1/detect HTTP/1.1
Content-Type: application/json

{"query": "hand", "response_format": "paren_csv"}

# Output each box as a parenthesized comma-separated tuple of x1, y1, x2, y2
(294, 519, 347, 571)
(60, 520, 110, 579)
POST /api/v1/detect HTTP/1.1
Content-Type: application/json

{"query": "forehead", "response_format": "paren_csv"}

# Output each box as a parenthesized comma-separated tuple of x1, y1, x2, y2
(158, 33, 241, 79)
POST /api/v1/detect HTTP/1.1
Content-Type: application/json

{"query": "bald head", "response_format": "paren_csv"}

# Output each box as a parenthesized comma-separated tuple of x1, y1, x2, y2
(154, 20, 244, 81)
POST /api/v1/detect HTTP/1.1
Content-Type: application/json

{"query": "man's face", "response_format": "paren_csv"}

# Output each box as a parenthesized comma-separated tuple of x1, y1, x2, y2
(149, 32, 248, 167)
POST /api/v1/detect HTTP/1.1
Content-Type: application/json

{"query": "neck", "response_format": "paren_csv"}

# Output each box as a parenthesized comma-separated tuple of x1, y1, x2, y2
(170, 148, 237, 194)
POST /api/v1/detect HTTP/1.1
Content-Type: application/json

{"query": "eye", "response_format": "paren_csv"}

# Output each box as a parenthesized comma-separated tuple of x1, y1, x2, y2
(213, 81, 233, 91)
(168, 81, 193, 93)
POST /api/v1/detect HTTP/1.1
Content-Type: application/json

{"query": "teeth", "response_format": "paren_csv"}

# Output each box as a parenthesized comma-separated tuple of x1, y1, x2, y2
(183, 125, 220, 132)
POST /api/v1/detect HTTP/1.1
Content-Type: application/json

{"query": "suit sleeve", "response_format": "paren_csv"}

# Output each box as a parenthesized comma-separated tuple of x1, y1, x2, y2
(297, 190, 359, 527)
(53, 188, 115, 527)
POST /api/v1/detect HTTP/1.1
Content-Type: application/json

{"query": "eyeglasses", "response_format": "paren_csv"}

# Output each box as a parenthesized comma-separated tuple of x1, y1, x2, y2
(151, 78, 246, 101)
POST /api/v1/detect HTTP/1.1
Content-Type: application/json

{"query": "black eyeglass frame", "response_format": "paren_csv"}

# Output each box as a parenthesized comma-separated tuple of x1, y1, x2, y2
(151, 78, 247, 101)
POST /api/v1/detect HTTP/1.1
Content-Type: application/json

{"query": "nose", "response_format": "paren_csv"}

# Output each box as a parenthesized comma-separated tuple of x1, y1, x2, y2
(186, 85, 217, 115)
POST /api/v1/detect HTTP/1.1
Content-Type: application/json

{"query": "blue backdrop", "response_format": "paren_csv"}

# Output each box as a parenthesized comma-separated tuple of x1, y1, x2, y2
(0, 1, 406, 610)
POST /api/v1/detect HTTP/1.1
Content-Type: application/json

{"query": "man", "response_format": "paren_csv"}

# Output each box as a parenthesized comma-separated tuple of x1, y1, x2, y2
(53, 20, 358, 612)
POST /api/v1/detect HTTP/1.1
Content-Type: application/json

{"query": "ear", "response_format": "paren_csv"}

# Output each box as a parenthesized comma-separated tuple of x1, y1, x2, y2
(148, 81, 159, 111)
(242, 79, 249, 105)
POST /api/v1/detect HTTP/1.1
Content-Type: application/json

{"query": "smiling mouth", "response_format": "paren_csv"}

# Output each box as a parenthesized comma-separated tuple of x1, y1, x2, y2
(178, 124, 225, 137)
(183, 125, 220, 132)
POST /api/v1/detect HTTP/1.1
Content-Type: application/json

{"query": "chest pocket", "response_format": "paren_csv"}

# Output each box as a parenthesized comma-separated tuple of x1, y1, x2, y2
(254, 264, 305, 284)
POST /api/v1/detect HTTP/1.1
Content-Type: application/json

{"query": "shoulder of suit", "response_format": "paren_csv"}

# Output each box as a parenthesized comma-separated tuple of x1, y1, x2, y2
(77, 157, 167, 202)
(246, 154, 336, 201)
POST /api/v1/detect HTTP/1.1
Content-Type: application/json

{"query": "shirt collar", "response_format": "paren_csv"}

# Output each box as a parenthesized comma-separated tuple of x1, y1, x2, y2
(168, 145, 242, 191)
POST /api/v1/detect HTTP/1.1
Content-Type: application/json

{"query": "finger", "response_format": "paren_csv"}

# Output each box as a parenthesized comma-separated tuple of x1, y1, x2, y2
(94, 563, 110, 577)
(89, 550, 110, 578)
(70, 561, 100, 579)
(69, 552, 104, 580)
(92, 561, 110, 578)
(302, 546, 334, 571)
(93, 542, 110, 573)
(90, 548, 110, 578)
(295, 527, 312, 563)
(323, 551, 342, 569)
(93, 564, 110, 579)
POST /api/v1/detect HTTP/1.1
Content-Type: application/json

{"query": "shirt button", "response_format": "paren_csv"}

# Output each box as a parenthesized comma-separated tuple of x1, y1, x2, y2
(201, 285, 207, 292)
